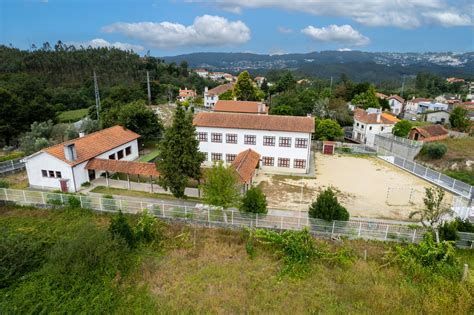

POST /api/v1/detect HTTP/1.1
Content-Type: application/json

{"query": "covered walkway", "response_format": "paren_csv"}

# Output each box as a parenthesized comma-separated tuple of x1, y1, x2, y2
(232, 149, 260, 191)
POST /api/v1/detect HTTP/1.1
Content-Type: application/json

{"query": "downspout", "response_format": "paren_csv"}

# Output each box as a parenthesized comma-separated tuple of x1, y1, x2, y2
(71, 165, 77, 192)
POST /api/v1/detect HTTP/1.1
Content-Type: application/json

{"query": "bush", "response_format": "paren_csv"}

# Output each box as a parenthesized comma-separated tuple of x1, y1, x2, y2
(420, 142, 447, 159)
(81, 181, 91, 187)
(135, 209, 160, 244)
(438, 221, 459, 241)
(0, 151, 24, 162)
(0, 180, 9, 188)
(109, 211, 135, 248)
(240, 187, 268, 214)
(455, 217, 474, 233)
(392, 120, 413, 137)
(309, 187, 349, 221)
(67, 196, 81, 209)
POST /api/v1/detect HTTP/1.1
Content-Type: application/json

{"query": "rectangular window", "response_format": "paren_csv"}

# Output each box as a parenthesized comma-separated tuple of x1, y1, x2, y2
(41, 170, 48, 177)
(109, 153, 115, 160)
(244, 135, 256, 145)
(278, 158, 290, 168)
(211, 153, 222, 161)
(226, 154, 236, 163)
(294, 159, 306, 169)
(295, 138, 308, 148)
(55, 171, 62, 178)
(226, 133, 237, 144)
(262, 156, 274, 166)
(279, 137, 291, 147)
(48, 170, 55, 177)
(211, 133, 222, 143)
(198, 132, 208, 142)
(117, 150, 124, 160)
(263, 136, 275, 146)
(125, 146, 132, 156)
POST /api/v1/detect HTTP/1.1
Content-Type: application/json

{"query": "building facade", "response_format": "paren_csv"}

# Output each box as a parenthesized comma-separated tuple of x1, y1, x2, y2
(193, 112, 314, 174)
(203, 83, 234, 108)
(387, 95, 405, 115)
(422, 110, 450, 124)
(24, 126, 140, 192)
(352, 108, 399, 147)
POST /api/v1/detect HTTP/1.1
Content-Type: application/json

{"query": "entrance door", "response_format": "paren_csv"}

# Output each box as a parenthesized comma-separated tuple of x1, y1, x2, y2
(59, 179, 68, 192)
(88, 169, 96, 181)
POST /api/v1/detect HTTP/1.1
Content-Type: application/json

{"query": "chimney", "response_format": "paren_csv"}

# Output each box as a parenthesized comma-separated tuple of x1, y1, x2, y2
(233, 97, 237, 101)
(79, 132, 85, 138)
(376, 110, 381, 123)
(64, 143, 77, 161)
(205, 86, 208, 93)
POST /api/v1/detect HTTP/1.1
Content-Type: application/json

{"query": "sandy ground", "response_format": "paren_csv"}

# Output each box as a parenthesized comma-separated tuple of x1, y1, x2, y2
(255, 153, 454, 220)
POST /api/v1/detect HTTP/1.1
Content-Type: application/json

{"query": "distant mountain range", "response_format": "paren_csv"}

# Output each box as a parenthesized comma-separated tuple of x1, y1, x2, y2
(162, 51, 474, 82)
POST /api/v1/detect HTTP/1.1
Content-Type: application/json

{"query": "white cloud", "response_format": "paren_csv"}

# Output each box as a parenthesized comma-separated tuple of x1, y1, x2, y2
(201, 0, 471, 28)
(302, 25, 370, 46)
(423, 11, 472, 27)
(337, 48, 353, 51)
(69, 38, 144, 51)
(277, 26, 293, 34)
(102, 15, 251, 49)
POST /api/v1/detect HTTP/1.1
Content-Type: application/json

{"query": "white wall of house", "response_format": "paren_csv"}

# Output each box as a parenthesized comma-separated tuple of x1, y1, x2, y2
(352, 120, 394, 147)
(204, 90, 218, 108)
(423, 111, 450, 124)
(418, 102, 449, 113)
(25, 153, 75, 192)
(196, 126, 312, 174)
(389, 99, 403, 115)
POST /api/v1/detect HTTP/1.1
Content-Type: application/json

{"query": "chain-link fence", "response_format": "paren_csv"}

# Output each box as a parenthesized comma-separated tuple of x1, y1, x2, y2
(0, 159, 25, 175)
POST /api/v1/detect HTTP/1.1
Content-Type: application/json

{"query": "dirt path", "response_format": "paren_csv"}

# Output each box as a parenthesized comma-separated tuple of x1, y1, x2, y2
(255, 153, 454, 220)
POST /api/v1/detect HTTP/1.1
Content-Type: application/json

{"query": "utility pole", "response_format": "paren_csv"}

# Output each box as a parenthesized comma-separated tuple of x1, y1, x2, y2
(329, 76, 333, 96)
(146, 71, 152, 105)
(93, 71, 101, 121)
(400, 75, 406, 98)
(400, 75, 406, 118)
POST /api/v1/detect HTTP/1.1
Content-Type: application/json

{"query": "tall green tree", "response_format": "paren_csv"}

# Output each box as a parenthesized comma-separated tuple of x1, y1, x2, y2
(351, 86, 380, 109)
(449, 107, 470, 131)
(157, 104, 204, 198)
(392, 120, 413, 137)
(309, 187, 349, 221)
(314, 119, 344, 140)
(234, 71, 257, 101)
(201, 161, 241, 221)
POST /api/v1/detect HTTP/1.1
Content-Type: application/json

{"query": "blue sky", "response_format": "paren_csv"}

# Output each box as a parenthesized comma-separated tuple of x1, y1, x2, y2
(1, 0, 473, 56)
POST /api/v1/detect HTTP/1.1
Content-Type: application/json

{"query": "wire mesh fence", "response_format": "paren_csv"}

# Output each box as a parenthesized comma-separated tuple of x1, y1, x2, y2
(1, 187, 473, 248)
(0, 159, 25, 175)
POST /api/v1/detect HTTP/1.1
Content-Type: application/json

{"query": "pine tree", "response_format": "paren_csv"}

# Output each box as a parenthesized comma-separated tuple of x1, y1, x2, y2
(309, 187, 349, 221)
(157, 104, 204, 198)
(234, 71, 257, 101)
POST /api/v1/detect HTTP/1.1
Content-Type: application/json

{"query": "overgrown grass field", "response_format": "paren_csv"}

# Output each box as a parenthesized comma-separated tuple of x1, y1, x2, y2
(1, 204, 473, 314)
(57, 108, 88, 122)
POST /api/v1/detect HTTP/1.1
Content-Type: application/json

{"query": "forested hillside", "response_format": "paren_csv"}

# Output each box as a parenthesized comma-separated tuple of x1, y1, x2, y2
(0, 43, 216, 146)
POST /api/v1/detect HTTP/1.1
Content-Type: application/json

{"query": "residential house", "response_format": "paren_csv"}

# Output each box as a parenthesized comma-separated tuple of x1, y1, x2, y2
(214, 100, 268, 114)
(408, 125, 448, 142)
(177, 88, 197, 102)
(405, 97, 432, 113)
(24, 126, 140, 192)
(193, 112, 314, 174)
(223, 73, 235, 82)
(455, 102, 474, 121)
(422, 110, 450, 124)
(446, 77, 465, 84)
(254, 76, 266, 87)
(376, 92, 388, 100)
(194, 69, 209, 78)
(352, 108, 400, 146)
(203, 83, 234, 108)
(387, 95, 405, 115)
(208, 72, 226, 81)
(418, 101, 449, 113)
(466, 82, 474, 101)
(435, 94, 461, 106)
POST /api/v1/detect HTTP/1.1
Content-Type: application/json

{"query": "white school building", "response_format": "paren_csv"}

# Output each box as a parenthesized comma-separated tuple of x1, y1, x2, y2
(24, 126, 140, 192)
(193, 112, 314, 174)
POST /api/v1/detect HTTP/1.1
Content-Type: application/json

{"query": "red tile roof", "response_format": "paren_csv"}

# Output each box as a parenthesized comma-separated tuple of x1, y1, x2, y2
(354, 108, 400, 125)
(408, 98, 432, 103)
(388, 95, 405, 103)
(85, 158, 160, 176)
(179, 89, 196, 98)
(376, 92, 388, 99)
(193, 112, 315, 133)
(214, 100, 268, 114)
(43, 126, 140, 166)
(207, 83, 234, 96)
(412, 125, 448, 138)
(231, 149, 260, 184)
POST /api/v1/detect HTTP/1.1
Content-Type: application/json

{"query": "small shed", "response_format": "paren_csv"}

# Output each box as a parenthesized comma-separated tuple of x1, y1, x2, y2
(322, 141, 336, 155)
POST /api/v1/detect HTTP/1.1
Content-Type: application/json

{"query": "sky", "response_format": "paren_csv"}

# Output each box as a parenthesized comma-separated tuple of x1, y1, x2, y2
(1, 0, 473, 56)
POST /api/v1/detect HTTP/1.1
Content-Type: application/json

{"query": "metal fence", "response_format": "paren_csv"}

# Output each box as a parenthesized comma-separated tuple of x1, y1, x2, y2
(376, 133, 424, 148)
(313, 141, 377, 155)
(377, 148, 474, 200)
(0, 159, 25, 175)
(1, 188, 473, 248)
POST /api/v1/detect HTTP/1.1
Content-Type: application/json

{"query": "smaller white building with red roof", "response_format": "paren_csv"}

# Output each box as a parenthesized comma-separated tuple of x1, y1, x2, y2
(352, 108, 400, 147)
(387, 95, 405, 115)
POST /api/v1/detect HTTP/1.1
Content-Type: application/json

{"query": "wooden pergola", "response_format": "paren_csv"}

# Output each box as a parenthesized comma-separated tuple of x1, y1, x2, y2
(85, 158, 160, 191)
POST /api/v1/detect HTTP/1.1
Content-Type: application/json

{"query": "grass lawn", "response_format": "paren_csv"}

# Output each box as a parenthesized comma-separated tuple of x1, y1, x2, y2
(58, 108, 88, 122)
(1, 205, 473, 314)
(91, 186, 201, 201)
(138, 149, 160, 162)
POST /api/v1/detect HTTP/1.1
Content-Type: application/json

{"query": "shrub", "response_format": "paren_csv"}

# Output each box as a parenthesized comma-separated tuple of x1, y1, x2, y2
(81, 181, 91, 187)
(240, 187, 268, 214)
(392, 120, 413, 137)
(67, 196, 81, 209)
(309, 187, 349, 221)
(109, 211, 135, 248)
(135, 209, 160, 244)
(438, 221, 459, 241)
(420, 142, 447, 159)
(0, 151, 24, 162)
(455, 217, 474, 233)
(0, 180, 9, 188)
(46, 193, 63, 206)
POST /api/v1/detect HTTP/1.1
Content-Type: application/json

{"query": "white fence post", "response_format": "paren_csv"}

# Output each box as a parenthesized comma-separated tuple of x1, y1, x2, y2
(60, 194, 64, 205)
(22, 190, 27, 202)
(184, 206, 187, 220)
(140, 201, 144, 211)
(119, 199, 123, 210)
(412, 229, 417, 243)
(161, 203, 165, 217)
(99, 197, 103, 211)
(358, 222, 362, 237)
(384, 225, 389, 240)
(231, 210, 234, 225)
(10, 160, 14, 170)
(4, 189, 8, 201)
(41, 192, 45, 204)
(331, 221, 335, 236)
(256, 213, 259, 227)
(207, 208, 210, 225)
(79, 195, 83, 208)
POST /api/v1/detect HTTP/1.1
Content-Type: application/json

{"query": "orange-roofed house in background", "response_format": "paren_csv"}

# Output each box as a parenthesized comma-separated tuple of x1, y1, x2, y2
(387, 95, 405, 115)
(352, 108, 400, 146)
(203, 83, 234, 108)
(24, 126, 141, 192)
(177, 88, 197, 102)
(214, 100, 268, 114)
